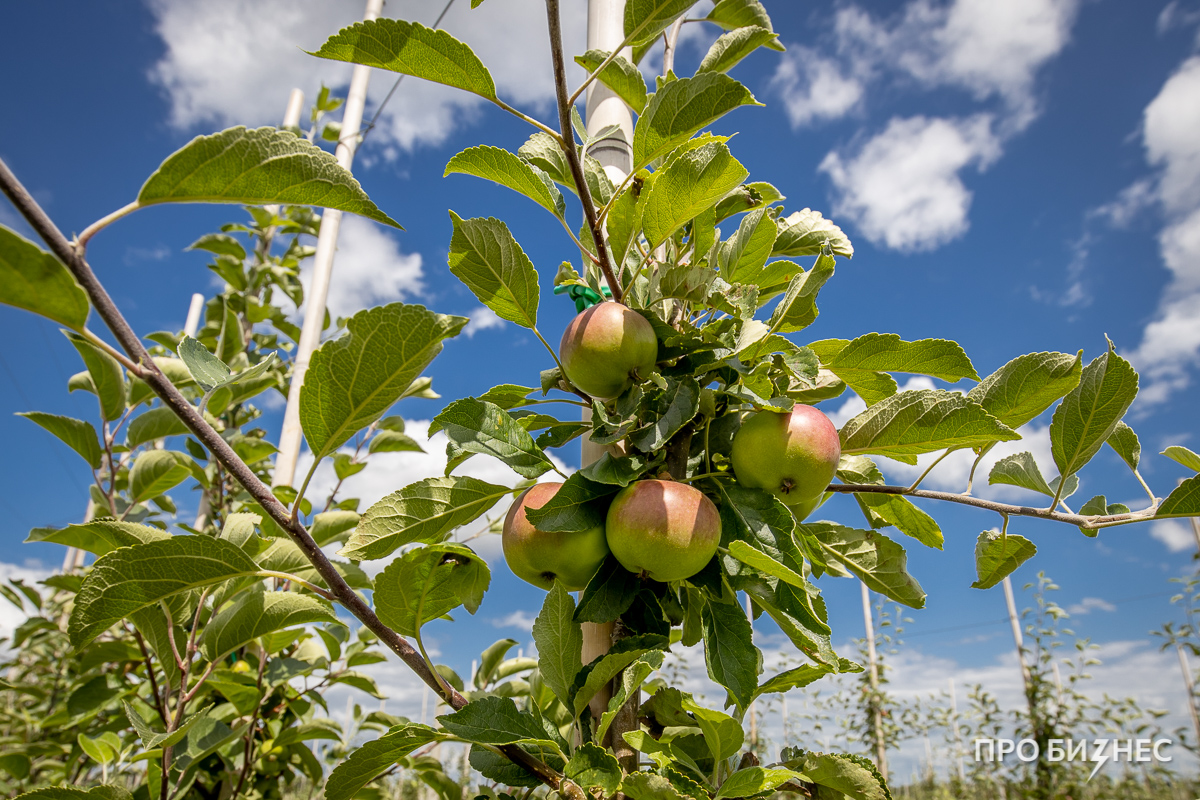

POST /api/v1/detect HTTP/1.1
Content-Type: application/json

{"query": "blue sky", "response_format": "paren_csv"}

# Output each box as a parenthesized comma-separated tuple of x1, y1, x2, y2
(2, 0, 1200, 774)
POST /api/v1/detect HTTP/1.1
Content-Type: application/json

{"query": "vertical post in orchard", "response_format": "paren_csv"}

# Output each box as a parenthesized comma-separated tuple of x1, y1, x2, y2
(579, 0, 634, 735)
(193, 88, 304, 532)
(1002, 576, 1032, 690)
(860, 581, 888, 782)
(274, 0, 383, 489)
(948, 677, 966, 783)
(1176, 642, 1200, 749)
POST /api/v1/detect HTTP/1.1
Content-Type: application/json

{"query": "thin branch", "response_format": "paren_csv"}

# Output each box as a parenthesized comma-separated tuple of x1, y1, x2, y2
(544, 0, 623, 304)
(75, 200, 140, 252)
(0, 154, 581, 800)
(828, 483, 1158, 529)
(82, 328, 144, 374)
(255, 570, 336, 602)
(490, 98, 562, 140)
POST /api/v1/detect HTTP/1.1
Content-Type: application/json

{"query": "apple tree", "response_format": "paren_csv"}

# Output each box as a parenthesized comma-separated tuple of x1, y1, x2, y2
(1, 2, 1198, 800)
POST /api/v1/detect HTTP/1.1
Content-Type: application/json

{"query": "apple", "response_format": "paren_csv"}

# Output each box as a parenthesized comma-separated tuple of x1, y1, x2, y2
(559, 301, 658, 399)
(502, 482, 610, 591)
(730, 404, 841, 512)
(605, 479, 721, 583)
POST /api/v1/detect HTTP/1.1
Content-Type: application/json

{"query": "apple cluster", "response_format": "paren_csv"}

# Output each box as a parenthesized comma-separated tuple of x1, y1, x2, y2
(501, 303, 842, 592)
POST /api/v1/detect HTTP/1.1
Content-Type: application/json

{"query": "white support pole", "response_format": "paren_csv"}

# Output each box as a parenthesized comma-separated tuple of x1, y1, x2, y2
(949, 677, 965, 783)
(861, 581, 888, 782)
(1002, 576, 1032, 691)
(282, 88, 305, 130)
(1177, 642, 1200, 752)
(579, 0, 635, 728)
(274, 0, 383, 490)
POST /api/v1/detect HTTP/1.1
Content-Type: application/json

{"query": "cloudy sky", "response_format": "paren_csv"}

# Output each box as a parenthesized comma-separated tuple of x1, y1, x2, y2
(2, 0, 1200, 779)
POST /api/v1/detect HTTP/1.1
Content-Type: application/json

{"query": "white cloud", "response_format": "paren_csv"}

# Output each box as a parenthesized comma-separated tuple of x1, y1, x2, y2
(492, 610, 537, 632)
(147, 0, 587, 154)
(770, 47, 864, 128)
(1150, 519, 1197, 553)
(771, 0, 1078, 253)
(299, 215, 424, 320)
(1065, 597, 1116, 615)
(1122, 57, 1200, 404)
(464, 307, 505, 338)
(819, 115, 1001, 252)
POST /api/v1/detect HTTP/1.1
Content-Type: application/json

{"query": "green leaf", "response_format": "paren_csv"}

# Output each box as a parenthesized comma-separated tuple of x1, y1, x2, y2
(524, 473, 618, 533)
(986, 451, 1078, 500)
(447, 213, 540, 329)
(772, 208, 853, 258)
(707, 0, 783, 49)
(624, 0, 698, 44)
(311, 19, 496, 100)
(702, 597, 759, 709)
(199, 591, 337, 662)
(627, 377, 702, 454)
(177, 335, 231, 391)
(574, 555, 641, 623)
(766, 253, 835, 333)
(827, 333, 979, 382)
(620, 772, 684, 800)
(681, 695, 744, 761)
(578, 451, 661, 487)
(595, 651, 666, 743)
(69, 535, 260, 648)
(717, 767, 806, 800)
(302, 304, 466, 462)
(518, 132, 572, 187)
(1162, 445, 1200, 472)
(641, 141, 749, 247)
(125, 407, 190, 448)
(474, 638, 519, 688)
(572, 634, 669, 717)
(129, 450, 191, 502)
(633, 73, 760, 167)
(367, 429, 424, 454)
(437, 695, 547, 744)
(804, 522, 926, 608)
(137, 127, 398, 227)
(373, 543, 489, 637)
(0, 226, 89, 330)
(698, 26, 779, 74)
(445, 146, 565, 218)
(324, 724, 449, 800)
(565, 743, 622, 796)
(971, 531, 1037, 590)
(16, 412, 101, 468)
(123, 700, 208, 750)
(1050, 342, 1138, 481)
(716, 207, 776, 284)
(26, 518, 170, 555)
(574, 50, 648, 114)
(532, 582, 583, 709)
(967, 351, 1083, 430)
(432, 398, 555, 479)
(1157, 474, 1200, 518)
(839, 390, 1019, 464)
(728, 541, 809, 593)
(783, 751, 890, 800)
(188, 233, 246, 261)
(478, 383, 538, 410)
(65, 332, 125, 422)
(342, 476, 510, 560)
(755, 664, 832, 699)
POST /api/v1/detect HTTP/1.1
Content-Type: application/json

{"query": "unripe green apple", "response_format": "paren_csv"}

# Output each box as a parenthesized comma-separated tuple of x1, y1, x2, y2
(605, 479, 721, 583)
(559, 301, 658, 399)
(730, 404, 841, 511)
(502, 482, 609, 591)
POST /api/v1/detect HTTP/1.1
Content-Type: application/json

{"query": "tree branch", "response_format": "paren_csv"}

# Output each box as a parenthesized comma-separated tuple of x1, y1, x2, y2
(544, 0, 623, 304)
(0, 156, 583, 800)
(828, 483, 1159, 529)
